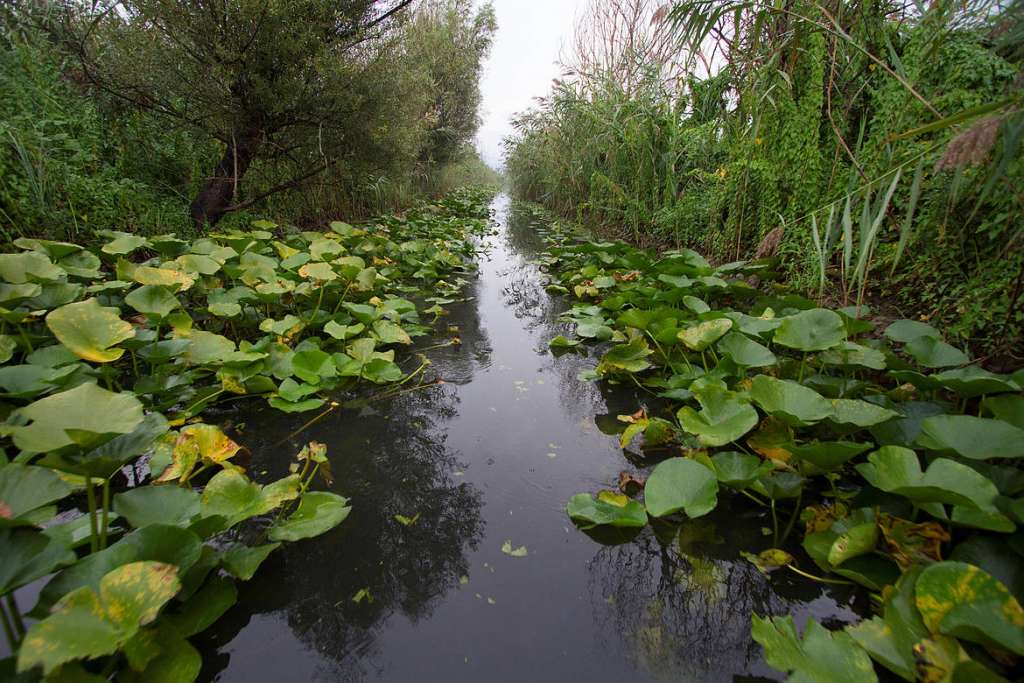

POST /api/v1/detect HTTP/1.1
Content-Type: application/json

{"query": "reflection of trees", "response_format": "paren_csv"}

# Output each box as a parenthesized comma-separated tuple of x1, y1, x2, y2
(198, 371, 485, 681)
(584, 510, 864, 682)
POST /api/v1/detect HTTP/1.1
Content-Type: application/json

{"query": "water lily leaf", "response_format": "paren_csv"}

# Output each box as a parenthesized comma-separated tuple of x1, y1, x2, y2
(181, 330, 236, 365)
(101, 234, 149, 255)
(0, 251, 64, 283)
(575, 317, 614, 340)
(200, 471, 301, 530)
(0, 528, 76, 595)
(298, 261, 337, 282)
(821, 341, 887, 370)
(678, 318, 732, 351)
(324, 320, 364, 340)
(884, 319, 940, 343)
(750, 375, 833, 426)
(10, 383, 144, 454)
(905, 336, 969, 369)
(268, 491, 351, 542)
(549, 335, 581, 349)
(124, 285, 180, 320)
(268, 395, 325, 413)
(372, 320, 412, 345)
(597, 338, 654, 374)
(46, 298, 134, 363)
(982, 395, 1024, 428)
(677, 380, 758, 446)
(0, 334, 16, 364)
(773, 308, 846, 351)
(18, 562, 180, 675)
(501, 540, 528, 557)
(153, 424, 241, 485)
(710, 451, 773, 489)
(751, 614, 878, 683)
(129, 265, 194, 292)
(747, 416, 794, 462)
(644, 457, 718, 518)
(565, 491, 648, 529)
(933, 367, 1019, 397)
(222, 543, 280, 581)
(293, 349, 336, 385)
(120, 625, 202, 683)
(745, 548, 794, 573)
(0, 282, 42, 306)
(717, 331, 776, 367)
(856, 446, 999, 509)
(916, 415, 1024, 459)
(915, 561, 1024, 655)
(113, 486, 200, 528)
(829, 399, 900, 427)
(162, 575, 237, 639)
(848, 567, 927, 681)
(0, 463, 73, 526)
(790, 441, 871, 471)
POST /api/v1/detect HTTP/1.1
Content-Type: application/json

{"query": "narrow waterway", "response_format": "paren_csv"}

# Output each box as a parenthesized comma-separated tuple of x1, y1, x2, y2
(197, 194, 863, 682)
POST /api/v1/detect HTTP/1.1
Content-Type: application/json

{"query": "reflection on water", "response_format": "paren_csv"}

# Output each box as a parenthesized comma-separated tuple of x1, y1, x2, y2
(199, 195, 865, 682)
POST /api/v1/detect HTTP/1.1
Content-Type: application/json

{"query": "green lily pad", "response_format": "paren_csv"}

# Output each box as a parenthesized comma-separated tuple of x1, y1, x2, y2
(710, 451, 773, 489)
(789, 441, 871, 471)
(124, 285, 181, 320)
(10, 383, 144, 454)
(372, 320, 412, 345)
(566, 491, 648, 529)
(883, 319, 940, 343)
(915, 561, 1024, 655)
(46, 298, 135, 363)
(821, 341, 887, 370)
(268, 491, 351, 542)
(0, 528, 76, 595)
(18, 562, 180, 675)
(848, 567, 927, 680)
(717, 331, 776, 367)
(773, 308, 846, 351)
(113, 486, 200, 529)
(0, 463, 73, 525)
(200, 470, 301, 530)
(0, 251, 64, 283)
(677, 380, 759, 446)
(855, 446, 999, 509)
(933, 367, 1019, 397)
(678, 318, 733, 351)
(750, 375, 832, 426)
(643, 457, 718, 518)
(222, 543, 281, 581)
(751, 614, 878, 683)
(916, 415, 1024, 459)
(829, 399, 900, 427)
(905, 336, 970, 369)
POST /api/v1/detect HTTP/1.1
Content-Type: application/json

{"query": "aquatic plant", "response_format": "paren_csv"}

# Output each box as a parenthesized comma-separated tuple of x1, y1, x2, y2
(0, 186, 497, 679)
(544, 219, 1024, 681)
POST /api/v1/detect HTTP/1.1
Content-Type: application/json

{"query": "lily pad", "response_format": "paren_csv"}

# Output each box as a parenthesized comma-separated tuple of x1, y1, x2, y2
(643, 457, 718, 518)
(566, 491, 648, 529)
(717, 331, 776, 367)
(916, 415, 1024, 459)
(750, 375, 833, 426)
(678, 318, 732, 351)
(855, 446, 999, 509)
(10, 383, 144, 454)
(46, 299, 135, 363)
(773, 308, 846, 351)
(915, 561, 1024, 655)
(268, 491, 351, 542)
(677, 380, 759, 446)
(751, 615, 878, 683)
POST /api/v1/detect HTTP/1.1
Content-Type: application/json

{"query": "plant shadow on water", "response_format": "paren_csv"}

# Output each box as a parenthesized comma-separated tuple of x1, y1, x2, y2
(195, 195, 866, 682)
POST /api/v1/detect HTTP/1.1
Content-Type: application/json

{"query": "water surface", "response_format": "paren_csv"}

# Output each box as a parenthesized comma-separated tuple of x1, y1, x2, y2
(197, 194, 864, 682)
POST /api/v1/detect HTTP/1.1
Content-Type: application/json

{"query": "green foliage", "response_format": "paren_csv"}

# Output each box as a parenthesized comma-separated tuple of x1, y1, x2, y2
(540, 216, 1023, 681)
(505, 0, 1024, 358)
(0, 188, 496, 680)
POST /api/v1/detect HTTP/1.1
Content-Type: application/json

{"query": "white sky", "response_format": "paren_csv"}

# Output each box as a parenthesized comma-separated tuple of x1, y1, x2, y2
(475, 0, 588, 169)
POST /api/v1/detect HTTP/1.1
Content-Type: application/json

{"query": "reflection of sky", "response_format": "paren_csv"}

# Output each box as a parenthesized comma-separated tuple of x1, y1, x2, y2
(475, 0, 587, 168)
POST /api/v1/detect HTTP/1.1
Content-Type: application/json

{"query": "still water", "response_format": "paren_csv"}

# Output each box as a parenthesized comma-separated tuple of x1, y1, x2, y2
(196, 194, 864, 682)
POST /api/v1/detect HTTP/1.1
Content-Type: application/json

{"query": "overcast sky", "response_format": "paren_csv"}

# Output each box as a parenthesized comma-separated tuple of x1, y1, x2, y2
(475, 0, 588, 169)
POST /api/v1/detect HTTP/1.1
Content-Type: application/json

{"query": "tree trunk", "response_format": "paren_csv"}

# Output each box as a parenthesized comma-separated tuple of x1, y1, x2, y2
(189, 130, 262, 229)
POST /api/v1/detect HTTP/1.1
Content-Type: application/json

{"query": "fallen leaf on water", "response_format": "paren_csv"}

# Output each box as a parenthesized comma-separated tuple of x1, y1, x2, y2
(394, 512, 421, 526)
(501, 540, 528, 557)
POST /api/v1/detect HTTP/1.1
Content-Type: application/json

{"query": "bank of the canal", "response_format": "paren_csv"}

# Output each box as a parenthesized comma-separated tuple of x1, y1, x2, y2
(196, 194, 863, 682)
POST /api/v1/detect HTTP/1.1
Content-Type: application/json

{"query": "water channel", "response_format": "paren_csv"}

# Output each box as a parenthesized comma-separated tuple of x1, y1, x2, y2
(195, 194, 864, 682)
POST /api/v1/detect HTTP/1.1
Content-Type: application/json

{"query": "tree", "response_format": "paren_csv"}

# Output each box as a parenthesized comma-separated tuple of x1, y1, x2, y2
(404, 0, 496, 165)
(54, 0, 416, 227)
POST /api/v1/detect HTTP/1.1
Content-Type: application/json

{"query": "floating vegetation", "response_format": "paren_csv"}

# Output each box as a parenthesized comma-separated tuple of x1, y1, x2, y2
(542, 219, 1024, 681)
(0, 187, 497, 680)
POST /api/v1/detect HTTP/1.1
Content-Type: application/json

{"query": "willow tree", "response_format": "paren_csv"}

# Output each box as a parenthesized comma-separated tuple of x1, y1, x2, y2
(56, 0, 414, 227)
